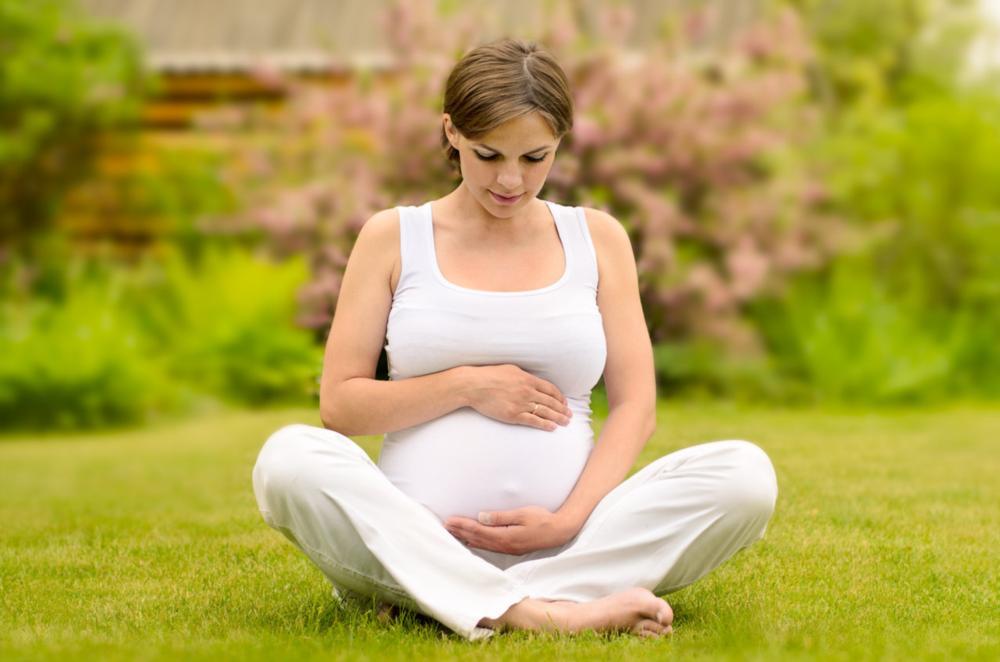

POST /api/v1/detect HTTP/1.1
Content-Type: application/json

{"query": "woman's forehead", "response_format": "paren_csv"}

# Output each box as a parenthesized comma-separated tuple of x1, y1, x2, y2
(475, 113, 559, 150)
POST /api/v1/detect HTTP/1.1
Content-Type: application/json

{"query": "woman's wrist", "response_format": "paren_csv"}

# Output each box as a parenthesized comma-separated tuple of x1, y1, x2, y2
(449, 365, 476, 408)
(554, 506, 588, 539)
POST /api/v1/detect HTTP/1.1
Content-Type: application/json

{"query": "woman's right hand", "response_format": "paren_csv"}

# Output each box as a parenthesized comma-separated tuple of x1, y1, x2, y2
(460, 364, 573, 431)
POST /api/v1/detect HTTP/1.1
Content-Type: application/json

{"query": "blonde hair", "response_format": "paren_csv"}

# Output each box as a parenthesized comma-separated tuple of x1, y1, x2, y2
(441, 38, 574, 171)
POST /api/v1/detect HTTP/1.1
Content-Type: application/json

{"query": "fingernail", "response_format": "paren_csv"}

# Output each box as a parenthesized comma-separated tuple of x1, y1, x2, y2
(478, 512, 493, 525)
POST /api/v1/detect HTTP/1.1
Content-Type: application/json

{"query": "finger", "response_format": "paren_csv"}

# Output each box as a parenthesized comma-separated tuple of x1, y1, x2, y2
(478, 509, 523, 526)
(533, 400, 573, 425)
(463, 525, 515, 551)
(530, 390, 569, 414)
(532, 377, 568, 408)
(516, 410, 559, 431)
(448, 520, 508, 540)
(517, 404, 569, 430)
(444, 523, 470, 541)
(446, 525, 481, 548)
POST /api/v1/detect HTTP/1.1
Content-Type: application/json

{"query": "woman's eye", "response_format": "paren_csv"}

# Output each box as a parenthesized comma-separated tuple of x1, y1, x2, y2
(474, 152, 547, 163)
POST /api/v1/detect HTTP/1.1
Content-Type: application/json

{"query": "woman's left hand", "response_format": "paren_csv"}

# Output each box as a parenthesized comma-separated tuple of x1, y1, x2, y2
(443, 506, 579, 555)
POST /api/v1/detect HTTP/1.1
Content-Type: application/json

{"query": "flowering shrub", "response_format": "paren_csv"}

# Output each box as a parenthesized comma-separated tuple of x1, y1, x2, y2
(547, 6, 845, 348)
(204, 2, 844, 351)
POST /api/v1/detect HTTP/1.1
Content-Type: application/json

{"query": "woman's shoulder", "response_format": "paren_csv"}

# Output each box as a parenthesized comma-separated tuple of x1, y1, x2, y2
(576, 205, 632, 259)
(349, 208, 402, 292)
(359, 206, 402, 238)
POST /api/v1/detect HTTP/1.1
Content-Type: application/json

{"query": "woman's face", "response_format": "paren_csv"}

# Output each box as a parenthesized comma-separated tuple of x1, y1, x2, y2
(443, 111, 561, 216)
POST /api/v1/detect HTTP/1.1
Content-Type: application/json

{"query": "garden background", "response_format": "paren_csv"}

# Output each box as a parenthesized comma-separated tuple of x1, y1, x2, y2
(2, 0, 998, 659)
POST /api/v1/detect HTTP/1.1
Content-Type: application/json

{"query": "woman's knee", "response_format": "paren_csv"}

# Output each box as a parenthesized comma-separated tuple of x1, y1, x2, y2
(252, 423, 356, 511)
(253, 424, 312, 508)
(714, 440, 778, 524)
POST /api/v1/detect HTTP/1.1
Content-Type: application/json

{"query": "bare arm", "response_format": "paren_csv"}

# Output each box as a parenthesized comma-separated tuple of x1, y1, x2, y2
(319, 209, 571, 437)
(319, 209, 468, 435)
(554, 208, 657, 531)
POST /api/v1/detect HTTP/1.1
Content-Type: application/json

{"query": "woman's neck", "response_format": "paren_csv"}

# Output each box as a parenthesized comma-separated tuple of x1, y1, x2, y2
(437, 183, 543, 243)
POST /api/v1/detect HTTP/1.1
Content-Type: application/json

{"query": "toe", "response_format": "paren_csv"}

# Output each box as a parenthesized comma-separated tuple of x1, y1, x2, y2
(633, 617, 667, 637)
(657, 599, 674, 625)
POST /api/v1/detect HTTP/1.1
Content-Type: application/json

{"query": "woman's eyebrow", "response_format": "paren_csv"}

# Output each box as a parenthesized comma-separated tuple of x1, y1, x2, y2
(476, 143, 551, 155)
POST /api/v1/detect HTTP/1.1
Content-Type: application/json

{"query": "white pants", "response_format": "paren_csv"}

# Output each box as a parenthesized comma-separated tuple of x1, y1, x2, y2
(252, 423, 778, 641)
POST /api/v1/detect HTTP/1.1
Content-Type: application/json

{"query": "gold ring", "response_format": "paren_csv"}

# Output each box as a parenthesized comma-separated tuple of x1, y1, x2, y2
(531, 402, 539, 415)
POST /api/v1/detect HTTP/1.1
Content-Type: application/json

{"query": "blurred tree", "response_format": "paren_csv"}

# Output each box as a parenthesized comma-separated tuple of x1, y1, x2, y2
(0, 0, 149, 284)
(782, 0, 982, 109)
(760, 0, 1000, 401)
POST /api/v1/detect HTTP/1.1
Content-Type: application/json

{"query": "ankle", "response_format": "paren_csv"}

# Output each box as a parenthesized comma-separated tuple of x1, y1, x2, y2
(480, 598, 564, 632)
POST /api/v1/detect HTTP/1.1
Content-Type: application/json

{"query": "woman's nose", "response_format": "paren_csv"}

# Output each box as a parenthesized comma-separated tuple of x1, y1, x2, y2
(496, 168, 523, 190)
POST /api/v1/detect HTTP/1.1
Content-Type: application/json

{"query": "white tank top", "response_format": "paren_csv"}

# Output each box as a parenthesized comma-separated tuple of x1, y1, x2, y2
(376, 199, 607, 522)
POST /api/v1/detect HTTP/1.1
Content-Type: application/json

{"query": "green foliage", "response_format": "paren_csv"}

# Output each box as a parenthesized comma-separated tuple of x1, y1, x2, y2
(0, 250, 322, 431)
(784, 0, 981, 108)
(742, 0, 1000, 404)
(750, 256, 962, 404)
(0, 266, 172, 430)
(760, 91, 1000, 403)
(652, 341, 789, 402)
(111, 144, 244, 262)
(133, 249, 323, 407)
(821, 94, 1000, 311)
(0, 0, 150, 253)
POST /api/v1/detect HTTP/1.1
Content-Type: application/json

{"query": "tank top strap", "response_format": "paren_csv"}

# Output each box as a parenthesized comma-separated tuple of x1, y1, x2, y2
(394, 204, 435, 291)
(550, 201, 599, 291)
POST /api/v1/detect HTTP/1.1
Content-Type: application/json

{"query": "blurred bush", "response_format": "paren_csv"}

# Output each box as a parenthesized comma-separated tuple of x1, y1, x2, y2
(751, 257, 959, 404)
(780, 93, 1000, 402)
(821, 95, 1000, 314)
(0, 249, 321, 431)
(132, 248, 323, 407)
(0, 264, 169, 429)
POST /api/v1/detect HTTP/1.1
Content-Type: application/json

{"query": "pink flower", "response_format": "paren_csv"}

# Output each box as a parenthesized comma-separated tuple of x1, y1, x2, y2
(727, 237, 770, 300)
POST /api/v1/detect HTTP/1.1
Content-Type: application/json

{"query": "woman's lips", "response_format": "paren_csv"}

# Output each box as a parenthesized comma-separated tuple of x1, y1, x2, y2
(490, 190, 523, 205)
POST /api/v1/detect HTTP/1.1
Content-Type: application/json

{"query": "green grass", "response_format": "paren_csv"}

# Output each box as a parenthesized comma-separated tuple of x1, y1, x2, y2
(2, 401, 998, 660)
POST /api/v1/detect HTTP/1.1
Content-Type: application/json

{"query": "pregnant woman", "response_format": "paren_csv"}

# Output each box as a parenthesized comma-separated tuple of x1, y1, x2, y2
(252, 38, 778, 641)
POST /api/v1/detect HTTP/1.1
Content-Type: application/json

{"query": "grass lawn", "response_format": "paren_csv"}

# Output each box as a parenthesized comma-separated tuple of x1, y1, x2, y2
(1, 400, 998, 660)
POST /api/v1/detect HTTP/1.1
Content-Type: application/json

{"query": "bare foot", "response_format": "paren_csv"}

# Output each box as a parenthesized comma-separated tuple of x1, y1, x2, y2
(480, 587, 673, 638)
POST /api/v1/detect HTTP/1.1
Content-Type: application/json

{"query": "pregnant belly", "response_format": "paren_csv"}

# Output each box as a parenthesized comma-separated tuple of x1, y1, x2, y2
(377, 407, 594, 522)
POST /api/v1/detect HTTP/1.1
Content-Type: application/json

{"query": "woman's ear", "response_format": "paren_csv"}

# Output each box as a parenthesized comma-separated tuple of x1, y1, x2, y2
(442, 113, 460, 150)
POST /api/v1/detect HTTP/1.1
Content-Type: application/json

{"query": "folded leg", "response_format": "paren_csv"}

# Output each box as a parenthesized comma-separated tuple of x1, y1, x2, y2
(252, 423, 531, 640)
(504, 440, 778, 601)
